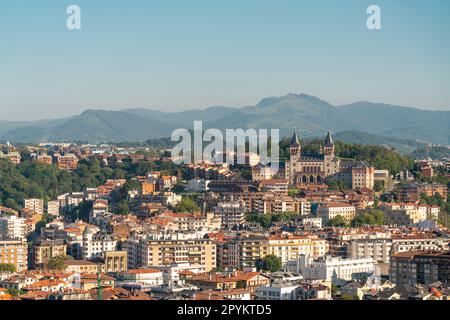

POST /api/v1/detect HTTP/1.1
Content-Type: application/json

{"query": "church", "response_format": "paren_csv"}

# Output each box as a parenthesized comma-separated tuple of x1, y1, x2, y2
(285, 131, 340, 186)
(285, 131, 375, 189)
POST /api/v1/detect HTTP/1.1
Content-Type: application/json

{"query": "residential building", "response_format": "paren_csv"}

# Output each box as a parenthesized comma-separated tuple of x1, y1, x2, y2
(124, 234, 217, 272)
(0, 215, 27, 240)
(0, 238, 28, 272)
(214, 201, 246, 229)
(298, 255, 376, 286)
(32, 239, 67, 269)
(317, 202, 356, 225)
(390, 251, 450, 286)
(24, 198, 44, 215)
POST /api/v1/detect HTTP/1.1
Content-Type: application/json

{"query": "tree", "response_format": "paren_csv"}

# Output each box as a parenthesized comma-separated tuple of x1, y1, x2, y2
(341, 294, 360, 300)
(260, 255, 282, 272)
(175, 198, 200, 213)
(47, 255, 74, 270)
(117, 200, 130, 215)
(0, 263, 16, 273)
(351, 210, 384, 227)
(328, 215, 347, 227)
(374, 180, 385, 193)
(7, 288, 24, 297)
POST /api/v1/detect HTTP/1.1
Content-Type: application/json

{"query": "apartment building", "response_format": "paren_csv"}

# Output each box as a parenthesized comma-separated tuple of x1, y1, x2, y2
(227, 234, 328, 270)
(317, 202, 356, 225)
(391, 234, 448, 253)
(351, 165, 375, 190)
(24, 198, 44, 215)
(103, 251, 128, 273)
(298, 255, 375, 286)
(0, 215, 27, 240)
(31, 239, 67, 269)
(253, 195, 309, 215)
(390, 250, 450, 286)
(396, 183, 448, 203)
(0, 238, 28, 272)
(124, 234, 217, 272)
(214, 202, 246, 229)
(81, 228, 118, 260)
(47, 200, 60, 216)
(57, 154, 78, 171)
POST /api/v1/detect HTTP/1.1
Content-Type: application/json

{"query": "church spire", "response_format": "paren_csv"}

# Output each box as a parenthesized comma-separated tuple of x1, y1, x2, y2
(290, 130, 300, 148)
(324, 130, 334, 147)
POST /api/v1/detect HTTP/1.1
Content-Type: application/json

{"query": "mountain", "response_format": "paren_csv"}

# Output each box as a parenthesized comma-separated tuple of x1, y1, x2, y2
(124, 106, 237, 126)
(0, 93, 449, 145)
(2, 110, 176, 143)
(333, 131, 427, 155)
(204, 94, 450, 145)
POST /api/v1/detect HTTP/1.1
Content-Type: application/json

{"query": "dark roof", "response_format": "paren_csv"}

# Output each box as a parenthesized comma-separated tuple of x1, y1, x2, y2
(290, 131, 300, 148)
(324, 131, 334, 147)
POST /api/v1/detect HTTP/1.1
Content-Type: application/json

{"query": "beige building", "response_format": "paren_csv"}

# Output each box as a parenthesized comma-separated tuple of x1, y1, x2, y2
(125, 235, 216, 272)
(47, 200, 60, 216)
(317, 202, 356, 225)
(285, 131, 340, 186)
(32, 239, 67, 269)
(103, 251, 128, 273)
(0, 239, 28, 272)
(227, 234, 328, 270)
(24, 198, 44, 215)
(351, 165, 375, 190)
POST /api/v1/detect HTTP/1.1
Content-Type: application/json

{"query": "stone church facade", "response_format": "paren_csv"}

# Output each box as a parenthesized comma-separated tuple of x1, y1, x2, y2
(285, 131, 340, 186)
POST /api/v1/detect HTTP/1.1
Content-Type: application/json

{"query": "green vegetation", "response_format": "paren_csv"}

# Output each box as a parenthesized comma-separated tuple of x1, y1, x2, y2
(174, 198, 200, 213)
(351, 210, 384, 227)
(47, 255, 74, 270)
(246, 212, 298, 228)
(259, 255, 282, 272)
(0, 157, 180, 211)
(329, 210, 385, 228)
(0, 263, 16, 273)
(328, 215, 348, 228)
(66, 201, 94, 222)
(7, 288, 25, 297)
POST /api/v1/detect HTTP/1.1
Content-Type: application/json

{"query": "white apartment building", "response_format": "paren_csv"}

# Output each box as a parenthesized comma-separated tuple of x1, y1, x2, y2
(24, 198, 44, 215)
(391, 235, 448, 253)
(255, 282, 300, 300)
(117, 269, 164, 286)
(317, 202, 356, 225)
(81, 227, 117, 260)
(298, 255, 375, 286)
(0, 215, 27, 240)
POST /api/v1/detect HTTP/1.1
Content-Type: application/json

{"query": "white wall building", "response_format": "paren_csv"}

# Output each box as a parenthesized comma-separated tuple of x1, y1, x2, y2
(298, 255, 375, 286)
(0, 215, 27, 240)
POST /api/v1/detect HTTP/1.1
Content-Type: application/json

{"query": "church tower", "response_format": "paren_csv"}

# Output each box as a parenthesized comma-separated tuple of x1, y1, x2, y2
(323, 131, 335, 158)
(290, 131, 301, 162)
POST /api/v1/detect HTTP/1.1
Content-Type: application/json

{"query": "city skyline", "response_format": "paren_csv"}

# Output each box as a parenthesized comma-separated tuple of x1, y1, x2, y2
(1, 0, 450, 121)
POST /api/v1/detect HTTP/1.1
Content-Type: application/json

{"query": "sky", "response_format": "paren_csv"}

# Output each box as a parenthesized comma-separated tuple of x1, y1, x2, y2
(0, 0, 449, 121)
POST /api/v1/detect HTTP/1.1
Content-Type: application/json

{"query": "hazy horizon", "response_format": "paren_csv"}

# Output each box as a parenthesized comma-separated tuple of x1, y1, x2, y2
(1, 0, 450, 121)
(1, 92, 450, 122)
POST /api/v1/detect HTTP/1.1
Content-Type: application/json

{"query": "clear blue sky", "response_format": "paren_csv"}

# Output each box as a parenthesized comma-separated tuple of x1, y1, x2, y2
(1, 0, 449, 120)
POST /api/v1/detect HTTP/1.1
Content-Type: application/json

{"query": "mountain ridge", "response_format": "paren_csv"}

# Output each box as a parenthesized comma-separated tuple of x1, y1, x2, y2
(1, 93, 449, 145)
